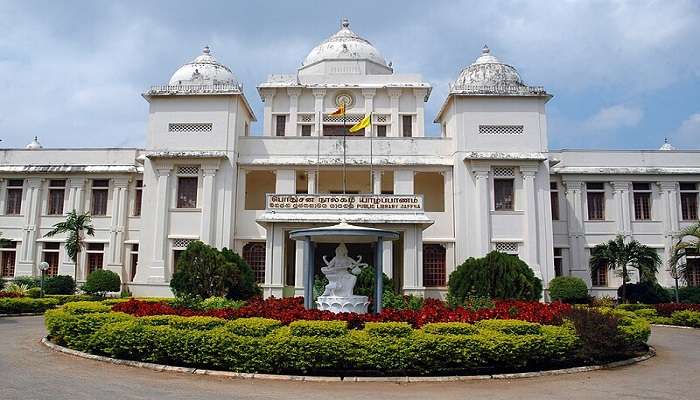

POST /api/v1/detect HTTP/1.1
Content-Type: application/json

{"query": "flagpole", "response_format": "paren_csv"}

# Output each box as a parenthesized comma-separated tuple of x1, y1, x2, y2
(369, 112, 373, 194)
(343, 112, 347, 194)
(316, 111, 321, 193)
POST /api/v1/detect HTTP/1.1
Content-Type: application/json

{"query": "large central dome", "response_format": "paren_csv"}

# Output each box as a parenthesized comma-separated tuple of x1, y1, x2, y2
(302, 18, 388, 68)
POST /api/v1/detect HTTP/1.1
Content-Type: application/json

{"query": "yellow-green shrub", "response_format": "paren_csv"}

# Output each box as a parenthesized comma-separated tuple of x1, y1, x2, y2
(139, 315, 226, 330)
(224, 317, 282, 337)
(476, 319, 541, 335)
(62, 301, 111, 314)
(363, 322, 412, 337)
(288, 320, 348, 337)
(671, 310, 700, 328)
(0, 297, 59, 314)
(422, 322, 478, 335)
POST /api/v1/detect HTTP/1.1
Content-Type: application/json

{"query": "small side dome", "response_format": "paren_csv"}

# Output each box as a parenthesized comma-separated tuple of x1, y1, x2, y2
(26, 136, 42, 150)
(659, 138, 676, 151)
(168, 46, 237, 86)
(454, 45, 523, 87)
(302, 17, 388, 67)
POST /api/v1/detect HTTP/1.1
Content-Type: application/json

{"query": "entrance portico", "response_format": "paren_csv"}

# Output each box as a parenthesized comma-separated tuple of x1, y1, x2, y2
(256, 193, 433, 298)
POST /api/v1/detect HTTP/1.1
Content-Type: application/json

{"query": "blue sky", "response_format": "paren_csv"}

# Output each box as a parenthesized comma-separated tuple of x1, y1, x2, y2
(0, 0, 699, 150)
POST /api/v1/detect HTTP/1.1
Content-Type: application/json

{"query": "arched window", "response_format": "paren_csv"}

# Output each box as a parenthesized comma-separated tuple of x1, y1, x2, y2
(423, 244, 446, 287)
(243, 242, 266, 284)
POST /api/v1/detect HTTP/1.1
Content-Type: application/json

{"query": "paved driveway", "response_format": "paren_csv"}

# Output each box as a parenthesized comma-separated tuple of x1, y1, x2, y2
(1, 316, 698, 400)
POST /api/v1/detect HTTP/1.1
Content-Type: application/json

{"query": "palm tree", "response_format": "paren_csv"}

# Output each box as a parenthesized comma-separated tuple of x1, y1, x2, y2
(44, 210, 95, 280)
(589, 235, 661, 303)
(669, 222, 700, 301)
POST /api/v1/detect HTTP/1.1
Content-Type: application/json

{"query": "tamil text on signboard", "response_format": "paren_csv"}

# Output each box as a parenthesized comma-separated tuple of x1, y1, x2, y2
(266, 194, 423, 211)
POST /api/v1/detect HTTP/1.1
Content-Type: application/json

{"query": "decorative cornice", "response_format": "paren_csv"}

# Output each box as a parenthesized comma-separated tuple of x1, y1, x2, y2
(145, 151, 228, 160)
(463, 152, 547, 161)
(552, 166, 700, 175)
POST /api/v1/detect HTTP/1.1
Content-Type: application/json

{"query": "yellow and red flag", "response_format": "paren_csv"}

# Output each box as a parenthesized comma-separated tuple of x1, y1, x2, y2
(349, 113, 371, 133)
(330, 103, 345, 117)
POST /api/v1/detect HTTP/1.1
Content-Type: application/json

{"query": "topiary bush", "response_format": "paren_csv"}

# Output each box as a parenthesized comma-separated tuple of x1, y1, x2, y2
(619, 281, 671, 304)
(44, 275, 76, 295)
(170, 242, 260, 301)
(363, 322, 413, 337)
(26, 287, 41, 298)
(354, 265, 394, 298)
(548, 276, 589, 304)
(448, 251, 542, 303)
(476, 319, 541, 335)
(288, 320, 348, 338)
(81, 270, 121, 297)
(422, 322, 478, 335)
(0, 297, 60, 314)
(224, 317, 282, 337)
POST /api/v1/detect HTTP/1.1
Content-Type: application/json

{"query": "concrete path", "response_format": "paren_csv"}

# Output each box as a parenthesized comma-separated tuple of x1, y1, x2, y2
(1, 316, 698, 400)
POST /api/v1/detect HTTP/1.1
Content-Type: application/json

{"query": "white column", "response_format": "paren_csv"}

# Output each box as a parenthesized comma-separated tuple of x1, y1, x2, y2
(150, 167, 171, 282)
(288, 88, 301, 136)
(17, 178, 43, 277)
(658, 181, 678, 280)
(394, 170, 414, 194)
(276, 169, 295, 194)
(473, 168, 491, 255)
(564, 180, 586, 282)
(414, 89, 427, 137)
(382, 239, 392, 278)
(521, 168, 541, 278)
(67, 178, 86, 213)
(105, 179, 129, 280)
(312, 89, 326, 136)
(200, 167, 218, 244)
(307, 170, 317, 194)
(261, 89, 275, 136)
(372, 170, 382, 194)
(388, 89, 402, 137)
(294, 240, 305, 296)
(362, 88, 376, 136)
(269, 224, 285, 298)
(0, 179, 5, 215)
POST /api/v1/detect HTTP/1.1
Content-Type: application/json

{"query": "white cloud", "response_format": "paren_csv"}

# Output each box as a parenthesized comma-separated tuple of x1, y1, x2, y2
(674, 113, 700, 147)
(584, 104, 643, 131)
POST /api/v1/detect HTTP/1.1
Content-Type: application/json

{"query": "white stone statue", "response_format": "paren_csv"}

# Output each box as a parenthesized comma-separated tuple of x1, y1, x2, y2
(316, 243, 370, 314)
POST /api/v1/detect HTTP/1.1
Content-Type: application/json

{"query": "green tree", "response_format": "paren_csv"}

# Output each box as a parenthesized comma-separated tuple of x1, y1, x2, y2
(43, 210, 95, 280)
(669, 222, 700, 301)
(220, 247, 262, 300)
(170, 241, 242, 299)
(589, 235, 661, 303)
(448, 251, 542, 302)
(82, 269, 121, 297)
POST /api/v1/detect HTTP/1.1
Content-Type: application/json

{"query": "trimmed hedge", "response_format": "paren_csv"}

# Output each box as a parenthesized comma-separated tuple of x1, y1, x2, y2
(548, 276, 589, 304)
(0, 297, 59, 314)
(671, 310, 700, 328)
(44, 305, 653, 376)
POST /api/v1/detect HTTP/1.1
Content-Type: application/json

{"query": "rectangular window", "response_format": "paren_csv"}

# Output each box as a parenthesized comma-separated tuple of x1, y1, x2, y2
(47, 180, 66, 215)
(129, 244, 139, 282)
(176, 177, 198, 208)
(91, 179, 109, 216)
(591, 263, 608, 287)
(494, 179, 514, 211)
(633, 182, 652, 221)
(402, 115, 413, 137)
(42, 242, 60, 277)
(423, 244, 447, 287)
(1, 241, 17, 278)
(275, 115, 286, 136)
(687, 257, 700, 287)
(243, 242, 266, 283)
(301, 124, 312, 136)
(554, 248, 563, 277)
(376, 125, 387, 137)
(586, 182, 605, 220)
(133, 180, 143, 216)
(680, 183, 698, 221)
(86, 243, 104, 275)
(5, 179, 23, 215)
(550, 182, 559, 220)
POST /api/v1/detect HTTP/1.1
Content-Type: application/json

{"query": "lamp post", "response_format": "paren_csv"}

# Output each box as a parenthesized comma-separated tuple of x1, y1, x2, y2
(39, 261, 50, 298)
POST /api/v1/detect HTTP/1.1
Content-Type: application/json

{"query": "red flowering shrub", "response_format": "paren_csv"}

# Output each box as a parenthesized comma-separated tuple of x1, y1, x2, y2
(113, 297, 571, 327)
(654, 303, 700, 317)
(0, 292, 24, 298)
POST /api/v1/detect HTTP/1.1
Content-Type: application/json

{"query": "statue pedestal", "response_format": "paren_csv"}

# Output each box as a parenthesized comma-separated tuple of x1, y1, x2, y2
(316, 295, 370, 314)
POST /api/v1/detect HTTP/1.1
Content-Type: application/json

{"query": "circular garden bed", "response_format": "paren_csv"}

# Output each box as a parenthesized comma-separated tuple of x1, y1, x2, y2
(44, 298, 652, 377)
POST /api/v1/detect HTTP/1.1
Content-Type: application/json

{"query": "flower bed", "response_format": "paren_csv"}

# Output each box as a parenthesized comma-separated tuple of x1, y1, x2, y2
(45, 301, 651, 376)
(112, 297, 571, 328)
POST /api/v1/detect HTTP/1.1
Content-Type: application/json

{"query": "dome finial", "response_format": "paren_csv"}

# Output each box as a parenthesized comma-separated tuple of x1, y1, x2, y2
(26, 136, 42, 150)
(341, 17, 350, 29)
(202, 45, 210, 55)
(482, 44, 490, 54)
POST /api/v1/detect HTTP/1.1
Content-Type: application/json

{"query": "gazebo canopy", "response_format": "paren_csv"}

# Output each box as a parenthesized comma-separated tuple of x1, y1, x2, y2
(289, 221, 399, 243)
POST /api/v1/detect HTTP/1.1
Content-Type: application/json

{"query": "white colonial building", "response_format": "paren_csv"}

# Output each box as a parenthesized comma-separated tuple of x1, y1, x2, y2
(1, 19, 699, 299)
